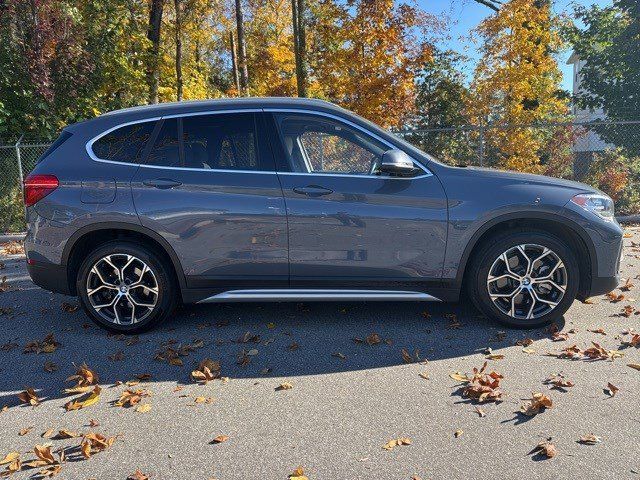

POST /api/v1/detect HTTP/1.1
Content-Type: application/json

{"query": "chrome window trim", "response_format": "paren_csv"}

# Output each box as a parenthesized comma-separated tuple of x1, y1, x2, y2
(85, 108, 264, 171)
(85, 116, 161, 165)
(265, 108, 432, 179)
(85, 107, 432, 179)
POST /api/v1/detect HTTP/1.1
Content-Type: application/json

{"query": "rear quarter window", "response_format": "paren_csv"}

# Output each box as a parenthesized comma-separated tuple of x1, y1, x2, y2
(91, 121, 156, 164)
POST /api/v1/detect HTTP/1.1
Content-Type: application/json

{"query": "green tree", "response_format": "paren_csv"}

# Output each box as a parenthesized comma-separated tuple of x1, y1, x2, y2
(564, 0, 640, 155)
(407, 50, 474, 165)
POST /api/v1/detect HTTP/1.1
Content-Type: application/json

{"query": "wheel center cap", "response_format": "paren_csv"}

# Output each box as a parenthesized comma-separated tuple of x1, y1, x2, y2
(522, 277, 531, 286)
(119, 284, 129, 294)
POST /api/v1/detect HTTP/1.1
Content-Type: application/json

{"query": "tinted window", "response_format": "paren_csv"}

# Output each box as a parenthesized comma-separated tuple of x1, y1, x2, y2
(275, 114, 386, 175)
(182, 113, 259, 170)
(146, 119, 180, 167)
(92, 121, 156, 164)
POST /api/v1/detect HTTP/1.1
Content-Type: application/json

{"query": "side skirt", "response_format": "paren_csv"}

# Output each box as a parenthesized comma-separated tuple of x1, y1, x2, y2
(196, 289, 442, 303)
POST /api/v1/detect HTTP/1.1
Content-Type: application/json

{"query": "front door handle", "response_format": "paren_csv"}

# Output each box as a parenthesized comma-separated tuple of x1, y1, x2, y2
(293, 185, 333, 197)
(143, 178, 182, 189)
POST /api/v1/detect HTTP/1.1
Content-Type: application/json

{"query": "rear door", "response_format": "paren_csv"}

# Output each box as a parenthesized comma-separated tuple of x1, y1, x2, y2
(130, 111, 289, 292)
(266, 110, 448, 292)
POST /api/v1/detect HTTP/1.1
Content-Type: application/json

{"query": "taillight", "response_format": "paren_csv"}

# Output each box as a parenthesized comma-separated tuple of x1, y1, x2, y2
(23, 174, 59, 207)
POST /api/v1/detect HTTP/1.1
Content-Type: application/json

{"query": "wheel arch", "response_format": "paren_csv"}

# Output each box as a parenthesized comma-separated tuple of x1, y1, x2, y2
(63, 222, 186, 296)
(458, 212, 595, 299)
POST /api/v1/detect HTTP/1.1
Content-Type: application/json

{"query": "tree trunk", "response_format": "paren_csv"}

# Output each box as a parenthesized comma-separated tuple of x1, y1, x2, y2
(146, 0, 164, 104)
(174, 0, 183, 101)
(234, 0, 249, 95)
(292, 0, 307, 97)
(229, 31, 241, 94)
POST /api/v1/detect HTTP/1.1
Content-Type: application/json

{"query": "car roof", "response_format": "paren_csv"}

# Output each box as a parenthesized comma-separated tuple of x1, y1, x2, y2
(99, 97, 346, 119)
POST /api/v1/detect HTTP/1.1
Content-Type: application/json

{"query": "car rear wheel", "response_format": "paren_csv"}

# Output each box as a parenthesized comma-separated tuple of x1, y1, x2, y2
(77, 241, 177, 333)
(467, 231, 580, 328)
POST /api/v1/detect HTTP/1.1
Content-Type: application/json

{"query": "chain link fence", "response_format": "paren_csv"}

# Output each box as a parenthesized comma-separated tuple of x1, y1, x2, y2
(0, 140, 49, 232)
(1, 119, 639, 232)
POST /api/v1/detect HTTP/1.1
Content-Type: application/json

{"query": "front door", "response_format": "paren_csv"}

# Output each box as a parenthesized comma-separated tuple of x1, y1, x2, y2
(267, 111, 448, 292)
(131, 111, 288, 292)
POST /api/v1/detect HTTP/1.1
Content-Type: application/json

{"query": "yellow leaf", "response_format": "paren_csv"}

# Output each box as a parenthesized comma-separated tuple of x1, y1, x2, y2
(136, 403, 152, 413)
(449, 372, 469, 382)
(0, 451, 19, 465)
(65, 385, 101, 411)
(628, 363, 640, 371)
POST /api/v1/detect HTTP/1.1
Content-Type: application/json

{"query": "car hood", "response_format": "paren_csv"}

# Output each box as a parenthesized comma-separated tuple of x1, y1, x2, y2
(458, 165, 601, 194)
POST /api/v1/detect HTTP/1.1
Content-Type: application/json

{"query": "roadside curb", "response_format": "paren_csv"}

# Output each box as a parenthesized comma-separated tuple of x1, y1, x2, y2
(0, 233, 25, 243)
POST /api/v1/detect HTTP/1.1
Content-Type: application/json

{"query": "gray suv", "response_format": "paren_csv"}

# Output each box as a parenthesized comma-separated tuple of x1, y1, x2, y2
(24, 98, 623, 333)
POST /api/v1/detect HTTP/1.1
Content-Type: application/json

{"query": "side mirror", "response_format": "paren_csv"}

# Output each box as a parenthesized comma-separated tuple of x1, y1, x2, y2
(379, 149, 416, 176)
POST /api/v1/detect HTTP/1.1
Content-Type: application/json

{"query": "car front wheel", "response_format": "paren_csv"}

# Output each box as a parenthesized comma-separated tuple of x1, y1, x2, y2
(468, 231, 580, 328)
(77, 241, 177, 333)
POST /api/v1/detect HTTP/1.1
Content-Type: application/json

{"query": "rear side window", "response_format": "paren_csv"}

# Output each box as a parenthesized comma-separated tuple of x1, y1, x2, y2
(145, 113, 270, 171)
(146, 119, 180, 167)
(91, 121, 156, 164)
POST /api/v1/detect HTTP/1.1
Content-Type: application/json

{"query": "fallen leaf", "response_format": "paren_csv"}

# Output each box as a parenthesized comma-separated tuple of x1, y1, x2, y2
(289, 466, 309, 480)
(41, 428, 54, 438)
(401, 348, 420, 364)
(191, 358, 221, 384)
(33, 444, 56, 465)
(520, 393, 553, 416)
(276, 382, 293, 391)
(65, 385, 101, 411)
(19, 426, 33, 436)
(332, 352, 346, 360)
(17, 388, 40, 406)
(628, 363, 640, 371)
(460, 362, 504, 403)
(115, 388, 150, 408)
(136, 403, 152, 413)
(529, 438, 557, 459)
(211, 435, 229, 444)
(578, 433, 602, 445)
(544, 374, 575, 391)
(23, 333, 61, 354)
(54, 430, 81, 439)
(366, 333, 381, 345)
(127, 469, 150, 480)
(454, 429, 463, 438)
(382, 437, 412, 451)
(474, 406, 486, 417)
(485, 353, 505, 360)
(604, 382, 619, 397)
(66, 363, 99, 387)
(80, 432, 116, 458)
(0, 452, 19, 465)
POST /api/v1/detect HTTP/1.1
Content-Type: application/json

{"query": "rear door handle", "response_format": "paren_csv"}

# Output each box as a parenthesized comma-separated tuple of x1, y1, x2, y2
(143, 178, 182, 189)
(292, 185, 333, 197)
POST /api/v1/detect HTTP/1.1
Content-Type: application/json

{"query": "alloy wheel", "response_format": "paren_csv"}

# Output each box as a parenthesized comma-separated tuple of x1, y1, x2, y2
(486, 244, 567, 320)
(86, 254, 159, 325)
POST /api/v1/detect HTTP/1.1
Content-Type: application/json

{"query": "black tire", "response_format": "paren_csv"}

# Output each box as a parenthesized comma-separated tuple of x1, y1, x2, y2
(466, 230, 580, 329)
(76, 241, 178, 333)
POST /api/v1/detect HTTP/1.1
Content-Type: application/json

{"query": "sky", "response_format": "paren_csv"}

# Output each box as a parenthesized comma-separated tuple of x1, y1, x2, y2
(416, 0, 612, 91)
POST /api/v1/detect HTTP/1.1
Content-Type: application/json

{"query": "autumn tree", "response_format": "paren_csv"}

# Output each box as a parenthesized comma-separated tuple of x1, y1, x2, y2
(146, 0, 165, 104)
(313, 0, 434, 128)
(468, 0, 569, 173)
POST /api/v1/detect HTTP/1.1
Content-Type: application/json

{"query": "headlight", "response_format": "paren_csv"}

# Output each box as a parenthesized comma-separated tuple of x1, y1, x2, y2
(570, 193, 615, 221)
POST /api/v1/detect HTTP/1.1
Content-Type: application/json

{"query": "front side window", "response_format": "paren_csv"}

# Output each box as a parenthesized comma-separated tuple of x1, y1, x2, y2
(91, 121, 156, 164)
(275, 113, 387, 175)
(145, 112, 264, 171)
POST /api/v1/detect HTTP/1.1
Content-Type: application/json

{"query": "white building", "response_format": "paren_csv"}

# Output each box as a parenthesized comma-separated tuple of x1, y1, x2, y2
(567, 52, 612, 169)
